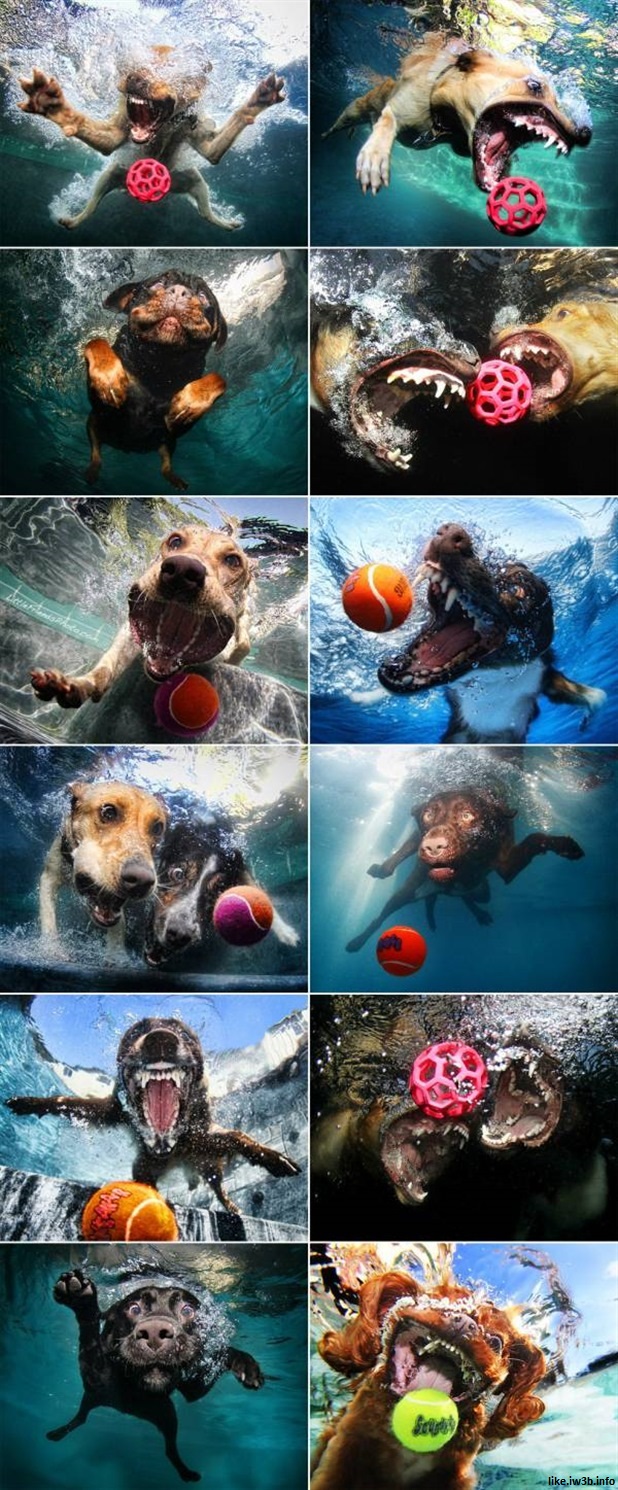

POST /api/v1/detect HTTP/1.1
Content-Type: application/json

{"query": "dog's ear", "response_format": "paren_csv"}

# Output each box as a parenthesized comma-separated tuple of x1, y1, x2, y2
(480, 790, 518, 822)
(454, 50, 479, 72)
(483, 1321, 546, 1441)
(154, 794, 169, 821)
(104, 282, 142, 314)
(409, 801, 425, 823)
(68, 781, 85, 810)
(319, 1270, 419, 1376)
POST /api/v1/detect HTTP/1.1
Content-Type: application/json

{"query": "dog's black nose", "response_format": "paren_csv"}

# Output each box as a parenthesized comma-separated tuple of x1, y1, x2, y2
(577, 125, 592, 145)
(120, 859, 156, 898)
(160, 555, 206, 592)
(75, 872, 95, 894)
(135, 1320, 176, 1352)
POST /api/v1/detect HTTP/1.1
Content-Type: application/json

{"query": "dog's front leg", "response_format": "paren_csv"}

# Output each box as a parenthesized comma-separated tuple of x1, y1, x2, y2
(271, 908, 301, 947)
(52, 1271, 107, 1394)
(165, 372, 227, 434)
(31, 622, 139, 709)
(195, 73, 285, 165)
(103, 912, 127, 962)
(58, 160, 127, 230)
(346, 862, 426, 952)
(355, 104, 399, 194)
(39, 836, 64, 938)
(495, 832, 584, 884)
(19, 70, 126, 154)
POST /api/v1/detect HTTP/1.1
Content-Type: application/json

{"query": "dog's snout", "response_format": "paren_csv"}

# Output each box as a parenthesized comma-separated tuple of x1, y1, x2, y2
(160, 554, 206, 593)
(75, 872, 95, 894)
(421, 830, 450, 859)
(135, 1319, 177, 1351)
(577, 124, 592, 146)
(120, 858, 156, 898)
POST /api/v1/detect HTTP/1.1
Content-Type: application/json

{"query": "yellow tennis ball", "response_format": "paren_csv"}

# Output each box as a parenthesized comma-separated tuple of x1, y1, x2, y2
(81, 1181, 179, 1241)
(391, 1389, 459, 1452)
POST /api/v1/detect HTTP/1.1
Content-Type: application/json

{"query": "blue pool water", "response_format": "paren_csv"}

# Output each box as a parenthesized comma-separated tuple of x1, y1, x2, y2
(1, 0, 307, 246)
(310, 745, 616, 993)
(310, 498, 618, 744)
(0, 1242, 307, 1490)
(311, 0, 616, 247)
(0, 250, 307, 497)
(311, 1242, 618, 1486)
(0, 744, 308, 991)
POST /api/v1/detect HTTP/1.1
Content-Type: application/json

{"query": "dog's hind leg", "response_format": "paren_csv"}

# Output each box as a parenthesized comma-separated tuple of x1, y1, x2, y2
(347, 864, 425, 952)
(86, 413, 103, 486)
(157, 441, 188, 493)
(147, 1398, 200, 1483)
(324, 79, 396, 137)
(425, 893, 438, 931)
(171, 167, 242, 230)
(58, 161, 126, 230)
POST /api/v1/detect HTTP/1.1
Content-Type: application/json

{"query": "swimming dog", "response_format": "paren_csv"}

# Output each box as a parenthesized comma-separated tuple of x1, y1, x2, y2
(81, 271, 228, 490)
(378, 523, 606, 741)
(31, 524, 254, 709)
(492, 298, 618, 420)
(325, 31, 591, 200)
(19, 53, 284, 230)
(346, 785, 584, 945)
(39, 780, 167, 941)
(8, 1016, 301, 1212)
(145, 819, 300, 966)
(47, 1270, 264, 1482)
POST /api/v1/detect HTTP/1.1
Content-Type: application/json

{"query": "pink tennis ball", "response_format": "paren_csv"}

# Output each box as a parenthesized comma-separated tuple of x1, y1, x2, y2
(213, 885, 274, 946)
(154, 672, 219, 738)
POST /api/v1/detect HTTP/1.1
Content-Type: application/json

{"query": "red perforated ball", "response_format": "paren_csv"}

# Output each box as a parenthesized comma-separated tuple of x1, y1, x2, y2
(409, 1040, 488, 1119)
(126, 158, 172, 203)
(466, 359, 532, 427)
(487, 176, 547, 236)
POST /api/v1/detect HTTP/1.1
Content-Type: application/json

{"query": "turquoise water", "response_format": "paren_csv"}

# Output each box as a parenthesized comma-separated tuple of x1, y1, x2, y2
(0, 1242, 308, 1489)
(0, 496, 308, 742)
(0, 744, 308, 991)
(311, 1242, 618, 1486)
(0, 250, 307, 496)
(310, 745, 616, 993)
(0, 0, 307, 246)
(310, 498, 618, 744)
(311, 0, 616, 247)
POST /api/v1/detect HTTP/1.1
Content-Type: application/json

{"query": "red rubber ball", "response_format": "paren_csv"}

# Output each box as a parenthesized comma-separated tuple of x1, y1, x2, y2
(487, 176, 547, 236)
(376, 925, 427, 977)
(409, 1040, 488, 1119)
(126, 158, 172, 203)
(154, 673, 219, 738)
(466, 359, 532, 427)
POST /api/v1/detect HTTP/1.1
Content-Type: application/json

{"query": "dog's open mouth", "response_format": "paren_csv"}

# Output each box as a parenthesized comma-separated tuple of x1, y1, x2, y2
(126, 92, 175, 145)
(126, 1060, 192, 1150)
(481, 1044, 563, 1150)
(473, 104, 573, 192)
(386, 1317, 485, 1405)
(129, 590, 235, 680)
(492, 330, 572, 415)
(75, 879, 125, 928)
(380, 1111, 469, 1204)
(378, 557, 506, 694)
(349, 350, 477, 471)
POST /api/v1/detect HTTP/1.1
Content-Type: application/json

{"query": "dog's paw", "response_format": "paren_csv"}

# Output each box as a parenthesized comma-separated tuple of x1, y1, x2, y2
(231, 1349, 265, 1390)
(84, 340, 130, 407)
(264, 1151, 301, 1179)
(274, 918, 300, 947)
(367, 862, 390, 879)
(249, 73, 285, 110)
(346, 934, 366, 953)
(178, 1468, 201, 1483)
(19, 68, 66, 116)
(356, 141, 390, 195)
(53, 1270, 98, 1314)
(31, 668, 85, 708)
(554, 836, 585, 860)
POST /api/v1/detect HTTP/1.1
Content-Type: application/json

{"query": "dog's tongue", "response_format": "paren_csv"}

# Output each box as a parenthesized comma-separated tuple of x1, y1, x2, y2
(416, 617, 477, 667)
(415, 1361, 457, 1395)
(145, 1079, 180, 1135)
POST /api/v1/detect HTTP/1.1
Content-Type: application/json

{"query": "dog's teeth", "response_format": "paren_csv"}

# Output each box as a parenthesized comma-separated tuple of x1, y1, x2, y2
(445, 587, 458, 612)
(440, 576, 449, 594)
(433, 379, 445, 399)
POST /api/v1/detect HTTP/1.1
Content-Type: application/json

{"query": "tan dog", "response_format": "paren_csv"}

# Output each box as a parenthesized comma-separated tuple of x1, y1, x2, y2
(325, 32, 591, 197)
(19, 50, 284, 230)
(31, 524, 254, 708)
(40, 781, 167, 942)
(492, 299, 618, 420)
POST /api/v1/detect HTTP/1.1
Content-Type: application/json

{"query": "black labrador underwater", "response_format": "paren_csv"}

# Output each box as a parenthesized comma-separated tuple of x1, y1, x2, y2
(48, 1269, 264, 1482)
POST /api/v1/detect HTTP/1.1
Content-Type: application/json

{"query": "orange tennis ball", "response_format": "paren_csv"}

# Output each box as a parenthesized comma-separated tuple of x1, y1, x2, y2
(342, 564, 413, 633)
(154, 672, 220, 737)
(213, 884, 274, 945)
(81, 1182, 179, 1241)
(376, 925, 428, 977)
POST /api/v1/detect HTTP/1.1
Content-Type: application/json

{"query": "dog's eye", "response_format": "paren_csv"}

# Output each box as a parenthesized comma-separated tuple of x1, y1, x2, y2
(100, 803, 119, 823)
(128, 1303, 142, 1318)
(180, 1303, 195, 1319)
(553, 307, 570, 320)
(460, 811, 475, 823)
(151, 820, 165, 840)
(487, 1334, 504, 1353)
(166, 533, 184, 551)
(223, 553, 243, 569)
(526, 76, 543, 95)
(170, 866, 186, 883)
